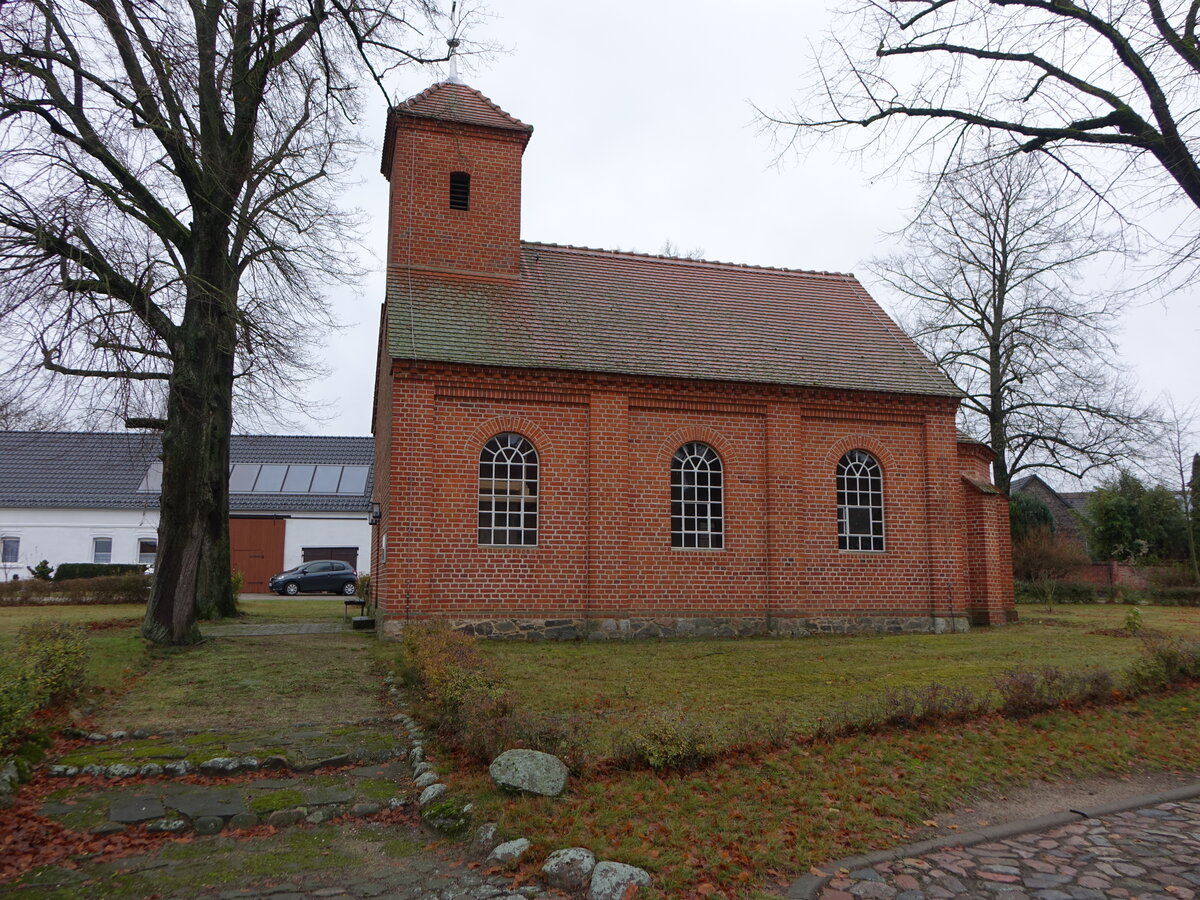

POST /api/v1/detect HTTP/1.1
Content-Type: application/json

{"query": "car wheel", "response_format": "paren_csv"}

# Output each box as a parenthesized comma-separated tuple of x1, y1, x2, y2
(341, 581, 357, 596)
(283, 582, 300, 596)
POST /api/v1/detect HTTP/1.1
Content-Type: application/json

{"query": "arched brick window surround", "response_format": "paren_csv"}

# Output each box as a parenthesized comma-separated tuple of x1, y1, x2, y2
(467, 417, 552, 549)
(824, 436, 895, 553)
(658, 426, 734, 550)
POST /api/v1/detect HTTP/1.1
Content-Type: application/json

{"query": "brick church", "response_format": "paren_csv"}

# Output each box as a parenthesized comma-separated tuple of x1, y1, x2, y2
(370, 80, 1015, 640)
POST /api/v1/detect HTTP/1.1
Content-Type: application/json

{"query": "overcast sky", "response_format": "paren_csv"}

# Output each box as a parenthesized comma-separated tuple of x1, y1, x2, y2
(306, 0, 1199, 485)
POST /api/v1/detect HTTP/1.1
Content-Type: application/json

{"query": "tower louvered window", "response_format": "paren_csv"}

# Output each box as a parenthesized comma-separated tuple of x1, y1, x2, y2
(478, 433, 537, 546)
(837, 450, 885, 551)
(449, 171, 470, 210)
(671, 442, 724, 549)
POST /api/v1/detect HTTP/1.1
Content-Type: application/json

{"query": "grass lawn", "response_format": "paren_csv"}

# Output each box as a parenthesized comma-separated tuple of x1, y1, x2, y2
(94, 631, 382, 732)
(457, 687, 1200, 898)
(0, 595, 348, 701)
(478, 603, 1200, 752)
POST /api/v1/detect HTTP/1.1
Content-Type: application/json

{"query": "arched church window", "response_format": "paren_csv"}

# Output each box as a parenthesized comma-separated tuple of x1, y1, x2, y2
(837, 450, 885, 551)
(478, 433, 537, 546)
(671, 442, 724, 549)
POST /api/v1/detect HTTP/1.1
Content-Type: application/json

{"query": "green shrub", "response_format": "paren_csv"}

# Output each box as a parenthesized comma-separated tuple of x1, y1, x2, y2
(0, 656, 35, 751)
(1013, 581, 1101, 604)
(26, 561, 54, 581)
(1124, 606, 1144, 635)
(230, 569, 245, 597)
(614, 710, 719, 772)
(54, 562, 145, 582)
(17, 621, 89, 706)
(356, 574, 371, 604)
(1125, 635, 1200, 693)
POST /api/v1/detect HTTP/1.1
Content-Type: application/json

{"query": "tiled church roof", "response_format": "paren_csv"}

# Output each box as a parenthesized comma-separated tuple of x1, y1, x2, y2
(385, 242, 962, 398)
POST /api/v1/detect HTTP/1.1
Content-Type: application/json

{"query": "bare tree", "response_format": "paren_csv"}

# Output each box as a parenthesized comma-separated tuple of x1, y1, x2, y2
(873, 150, 1153, 492)
(0, 0, 453, 644)
(769, 1, 1200, 256)
(1156, 395, 1199, 582)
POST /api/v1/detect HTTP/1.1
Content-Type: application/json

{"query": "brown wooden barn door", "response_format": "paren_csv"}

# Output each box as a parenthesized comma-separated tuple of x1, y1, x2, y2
(229, 517, 286, 592)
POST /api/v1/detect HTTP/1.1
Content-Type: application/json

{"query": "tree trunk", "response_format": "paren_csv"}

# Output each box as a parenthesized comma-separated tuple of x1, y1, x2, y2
(142, 230, 239, 644)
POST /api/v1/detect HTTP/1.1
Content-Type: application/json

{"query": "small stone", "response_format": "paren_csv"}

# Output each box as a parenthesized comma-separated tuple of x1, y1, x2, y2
(105, 764, 140, 779)
(306, 807, 339, 824)
(163, 760, 191, 777)
(542, 847, 597, 892)
(109, 731, 127, 740)
(462, 803, 474, 815)
(267, 809, 305, 827)
(471, 822, 500, 856)
(229, 812, 258, 829)
(414, 772, 438, 789)
(487, 838, 532, 865)
(409, 747, 424, 765)
(91, 822, 126, 835)
(489, 749, 569, 797)
(349, 802, 382, 818)
(146, 819, 188, 833)
(259, 755, 289, 770)
(418, 783, 447, 807)
(87, 733, 108, 742)
(199, 757, 242, 774)
(412, 761, 432, 777)
(193, 816, 224, 835)
(138, 764, 164, 778)
(81, 765, 105, 777)
(388, 797, 406, 810)
(131, 729, 151, 739)
(238, 757, 260, 770)
(588, 861, 651, 900)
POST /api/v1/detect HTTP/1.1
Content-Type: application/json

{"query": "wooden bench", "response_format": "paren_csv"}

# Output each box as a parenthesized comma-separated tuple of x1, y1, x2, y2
(343, 597, 367, 621)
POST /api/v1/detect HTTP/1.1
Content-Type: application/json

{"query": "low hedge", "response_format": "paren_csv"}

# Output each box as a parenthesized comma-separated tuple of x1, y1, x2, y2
(1014, 581, 1200, 607)
(0, 574, 151, 606)
(54, 563, 146, 582)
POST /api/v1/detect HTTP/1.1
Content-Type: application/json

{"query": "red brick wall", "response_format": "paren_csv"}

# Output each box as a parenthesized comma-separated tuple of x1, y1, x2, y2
(957, 443, 1016, 624)
(384, 116, 528, 278)
(372, 362, 1016, 627)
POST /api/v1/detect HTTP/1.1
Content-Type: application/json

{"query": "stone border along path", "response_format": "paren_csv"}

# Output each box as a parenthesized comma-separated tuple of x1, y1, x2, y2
(788, 783, 1200, 900)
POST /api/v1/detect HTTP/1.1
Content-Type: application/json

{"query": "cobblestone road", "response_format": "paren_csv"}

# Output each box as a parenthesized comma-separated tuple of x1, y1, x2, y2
(816, 798, 1200, 900)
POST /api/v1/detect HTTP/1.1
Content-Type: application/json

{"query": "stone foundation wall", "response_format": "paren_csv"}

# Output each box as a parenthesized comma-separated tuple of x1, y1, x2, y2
(380, 614, 970, 641)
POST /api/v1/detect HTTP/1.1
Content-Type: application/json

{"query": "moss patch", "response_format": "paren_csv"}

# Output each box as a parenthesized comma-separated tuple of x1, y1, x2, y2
(249, 789, 306, 815)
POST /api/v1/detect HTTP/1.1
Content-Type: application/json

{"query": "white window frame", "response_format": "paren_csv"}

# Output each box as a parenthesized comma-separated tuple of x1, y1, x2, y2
(137, 537, 158, 567)
(1, 536, 19, 565)
(92, 536, 114, 564)
(671, 442, 724, 550)
(478, 433, 538, 547)
(837, 450, 886, 552)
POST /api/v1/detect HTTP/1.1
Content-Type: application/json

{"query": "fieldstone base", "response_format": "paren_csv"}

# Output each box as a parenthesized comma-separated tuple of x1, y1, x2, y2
(381, 614, 970, 641)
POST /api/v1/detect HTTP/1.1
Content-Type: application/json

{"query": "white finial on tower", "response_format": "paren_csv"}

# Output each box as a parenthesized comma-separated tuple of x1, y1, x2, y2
(447, 37, 461, 83)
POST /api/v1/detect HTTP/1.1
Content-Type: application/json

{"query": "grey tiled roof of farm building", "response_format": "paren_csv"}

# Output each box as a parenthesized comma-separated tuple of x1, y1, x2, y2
(0, 432, 373, 512)
(385, 243, 961, 398)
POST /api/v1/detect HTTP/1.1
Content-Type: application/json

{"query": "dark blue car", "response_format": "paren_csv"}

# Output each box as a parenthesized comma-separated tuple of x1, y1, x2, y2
(268, 560, 357, 596)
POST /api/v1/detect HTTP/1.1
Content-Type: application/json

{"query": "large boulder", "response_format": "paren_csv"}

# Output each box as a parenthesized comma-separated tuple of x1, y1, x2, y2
(542, 847, 597, 892)
(488, 749, 568, 797)
(588, 861, 651, 900)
